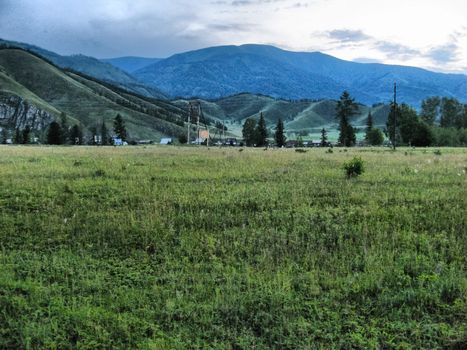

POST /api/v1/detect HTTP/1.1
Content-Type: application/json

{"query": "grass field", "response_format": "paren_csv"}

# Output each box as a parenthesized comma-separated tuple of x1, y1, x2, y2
(0, 146, 465, 349)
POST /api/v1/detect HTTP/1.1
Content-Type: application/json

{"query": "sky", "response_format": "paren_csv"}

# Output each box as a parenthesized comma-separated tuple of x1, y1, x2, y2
(0, 0, 466, 74)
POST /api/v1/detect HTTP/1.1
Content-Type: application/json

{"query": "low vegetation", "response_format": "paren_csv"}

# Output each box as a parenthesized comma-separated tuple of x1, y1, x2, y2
(0, 146, 465, 349)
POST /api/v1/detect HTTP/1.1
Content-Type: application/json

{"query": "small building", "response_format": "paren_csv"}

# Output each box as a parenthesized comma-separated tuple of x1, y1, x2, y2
(112, 137, 128, 146)
(160, 138, 173, 145)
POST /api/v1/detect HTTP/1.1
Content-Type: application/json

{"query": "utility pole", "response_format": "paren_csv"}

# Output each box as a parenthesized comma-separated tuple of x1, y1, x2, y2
(222, 119, 225, 142)
(393, 82, 397, 150)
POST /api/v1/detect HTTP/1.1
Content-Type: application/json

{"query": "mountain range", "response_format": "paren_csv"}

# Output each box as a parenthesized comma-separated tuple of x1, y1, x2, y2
(129, 44, 467, 106)
(1, 38, 466, 140)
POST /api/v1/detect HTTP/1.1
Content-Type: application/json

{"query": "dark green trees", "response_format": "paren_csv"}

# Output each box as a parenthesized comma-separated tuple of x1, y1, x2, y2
(113, 114, 127, 141)
(101, 121, 109, 145)
(421, 96, 440, 126)
(242, 113, 268, 147)
(242, 118, 257, 146)
(69, 124, 83, 145)
(47, 121, 62, 145)
(21, 125, 31, 144)
(255, 112, 268, 147)
(387, 103, 433, 147)
(1, 128, 8, 144)
(336, 91, 358, 147)
(365, 111, 384, 145)
(320, 128, 328, 147)
(274, 118, 286, 147)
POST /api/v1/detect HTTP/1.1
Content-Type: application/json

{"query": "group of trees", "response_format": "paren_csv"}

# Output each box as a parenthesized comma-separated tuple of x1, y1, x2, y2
(47, 113, 84, 145)
(242, 112, 269, 147)
(46, 113, 128, 145)
(336, 91, 466, 147)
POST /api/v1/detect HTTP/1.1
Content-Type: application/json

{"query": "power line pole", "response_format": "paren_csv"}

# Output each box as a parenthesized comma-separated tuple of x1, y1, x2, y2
(393, 82, 397, 150)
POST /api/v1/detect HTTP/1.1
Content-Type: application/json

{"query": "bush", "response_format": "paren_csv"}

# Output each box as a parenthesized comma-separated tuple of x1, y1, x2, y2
(367, 128, 384, 146)
(343, 157, 365, 178)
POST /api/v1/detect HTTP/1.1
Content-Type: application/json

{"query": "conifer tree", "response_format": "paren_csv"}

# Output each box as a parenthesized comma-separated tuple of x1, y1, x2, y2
(242, 118, 257, 146)
(101, 121, 109, 145)
(255, 112, 268, 147)
(336, 91, 358, 147)
(274, 118, 286, 147)
(47, 122, 62, 145)
(113, 114, 127, 141)
(320, 128, 328, 147)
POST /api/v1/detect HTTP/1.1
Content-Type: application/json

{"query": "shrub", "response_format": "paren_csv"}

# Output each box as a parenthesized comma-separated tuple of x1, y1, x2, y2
(343, 157, 365, 178)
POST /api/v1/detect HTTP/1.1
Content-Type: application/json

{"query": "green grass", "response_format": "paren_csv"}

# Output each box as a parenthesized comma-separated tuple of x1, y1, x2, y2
(0, 146, 465, 349)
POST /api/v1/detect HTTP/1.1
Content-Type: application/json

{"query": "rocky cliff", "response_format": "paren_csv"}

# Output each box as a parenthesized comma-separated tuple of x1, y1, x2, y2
(0, 93, 55, 130)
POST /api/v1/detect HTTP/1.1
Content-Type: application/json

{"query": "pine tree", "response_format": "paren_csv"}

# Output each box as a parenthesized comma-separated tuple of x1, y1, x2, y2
(47, 121, 62, 145)
(255, 112, 268, 147)
(274, 118, 286, 147)
(365, 112, 373, 142)
(113, 114, 127, 141)
(101, 121, 109, 145)
(336, 91, 358, 147)
(320, 128, 328, 147)
(60, 112, 69, 144)
(69, 124, 83, 145)
(22, 125, 31, 144)
(14, 128, 22, 144)
(242, 118, 257, 146)
(1, 128, 8, 144)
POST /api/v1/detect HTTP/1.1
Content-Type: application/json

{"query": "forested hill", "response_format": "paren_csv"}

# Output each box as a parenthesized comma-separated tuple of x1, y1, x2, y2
(0, 47, 186, 139)
(133, 44, 467, 106)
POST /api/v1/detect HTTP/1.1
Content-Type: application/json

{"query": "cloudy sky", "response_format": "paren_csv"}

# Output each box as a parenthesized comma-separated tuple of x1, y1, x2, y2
(1, 0, 466, 73)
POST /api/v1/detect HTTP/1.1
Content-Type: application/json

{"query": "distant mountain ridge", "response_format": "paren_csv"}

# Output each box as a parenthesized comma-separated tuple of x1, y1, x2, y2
(101, 57, 162, 74)
(131, 44, 467, 106)
(0, 38, 167, 99)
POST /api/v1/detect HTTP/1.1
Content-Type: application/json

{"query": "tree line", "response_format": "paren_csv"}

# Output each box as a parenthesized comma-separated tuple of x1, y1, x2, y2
(238, 91, 466, 148)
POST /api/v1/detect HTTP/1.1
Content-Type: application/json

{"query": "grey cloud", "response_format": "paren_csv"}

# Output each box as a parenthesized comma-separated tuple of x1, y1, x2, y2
(374, 41, 420, 59)
(427, 43, 458, 64)
(326, 29, 371, 43)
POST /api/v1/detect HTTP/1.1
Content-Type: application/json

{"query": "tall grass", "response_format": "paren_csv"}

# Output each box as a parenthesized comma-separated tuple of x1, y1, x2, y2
(0, 146, 465, 349)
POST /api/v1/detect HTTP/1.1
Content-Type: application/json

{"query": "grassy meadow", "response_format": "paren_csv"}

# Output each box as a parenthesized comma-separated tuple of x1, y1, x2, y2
(0, 145, 465, 349)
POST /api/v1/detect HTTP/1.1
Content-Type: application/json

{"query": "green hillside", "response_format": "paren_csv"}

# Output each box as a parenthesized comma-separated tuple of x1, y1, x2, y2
(174, 93, 390, 139)
(0, 48, 186, 140)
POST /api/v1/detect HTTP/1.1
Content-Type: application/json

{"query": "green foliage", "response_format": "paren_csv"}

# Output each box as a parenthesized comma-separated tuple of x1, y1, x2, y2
(367, 128, 384, 146)
(320, 128, 328, 147)
(387, 104, 434, 147)
(255, 112, 268, 147)
(343, 156, 365, 178)
(69, 124, 83, 145)
(274, 118, 286, 147)
(21, 125, 31, 144)
(432, 127, 467, 147)
(242, 118, 257, 146)
(336, 91, 358, 147)
(113, 114, 128, 141)
(420, 96, 440, 126)
(46, 121, 62, 145)
(100, 121, 109, 145)
(1, 128, 8, 144)
(0, 146, 465, 348)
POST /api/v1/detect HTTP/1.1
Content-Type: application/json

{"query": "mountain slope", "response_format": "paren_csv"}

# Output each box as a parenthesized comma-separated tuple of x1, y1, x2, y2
(173, 93, 390, 139)
(135, 44, 467, 106)
(102, 57, 162, 74)
(0, 38, 167, 99)
(0, 48, 185, 139)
